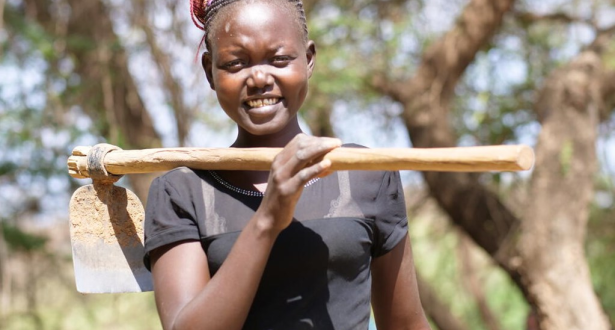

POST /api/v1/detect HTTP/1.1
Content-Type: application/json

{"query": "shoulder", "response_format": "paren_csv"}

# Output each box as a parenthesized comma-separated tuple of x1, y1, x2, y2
(148, 167, 210, 202)
(156, 166, 202, 181)
(153, 167, 205, 188)
(336, 143, 402, 196)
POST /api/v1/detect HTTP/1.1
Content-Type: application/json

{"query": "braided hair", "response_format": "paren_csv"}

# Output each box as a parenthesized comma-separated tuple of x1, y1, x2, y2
(191, 0, 309, 51)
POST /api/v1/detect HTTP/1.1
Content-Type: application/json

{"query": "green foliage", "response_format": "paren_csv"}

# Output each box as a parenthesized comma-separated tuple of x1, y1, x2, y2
(410, 211, 529, 330)
(604, 46, 615, 70)
(306, 1, 423, 105)
(587, 182, 615, 319)
(0, 161, 18, 176)
(559, 140, 574, 176)
(4, 8, 56, 61)
(0, 252, 161, 330)
(1, 222, 48, 252)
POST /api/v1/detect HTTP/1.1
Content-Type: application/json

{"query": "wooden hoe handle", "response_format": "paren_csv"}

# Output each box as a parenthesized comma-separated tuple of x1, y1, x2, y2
(67, 144, 534, 179)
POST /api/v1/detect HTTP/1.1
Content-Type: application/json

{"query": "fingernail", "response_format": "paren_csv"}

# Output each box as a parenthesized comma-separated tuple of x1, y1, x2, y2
(320, 158, 332, 168)
(328, 138, 342, 147)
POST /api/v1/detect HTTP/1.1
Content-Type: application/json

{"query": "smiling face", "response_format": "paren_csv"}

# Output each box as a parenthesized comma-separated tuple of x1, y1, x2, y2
(202, 1, 315, 140)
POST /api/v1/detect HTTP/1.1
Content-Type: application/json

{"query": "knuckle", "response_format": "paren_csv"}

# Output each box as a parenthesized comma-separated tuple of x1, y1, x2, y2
(298, 169, 309, 182)
(270, 171, 284, 185)
(291, 133, 306, 144)
(297, 138, 310, 149)
(278, 185, 293, 196)
(295, 149, 308, 161)
(272, 153, 284, 165)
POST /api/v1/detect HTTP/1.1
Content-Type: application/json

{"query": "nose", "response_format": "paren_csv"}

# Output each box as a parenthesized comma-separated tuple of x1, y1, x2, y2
(246, 65, 274, 90)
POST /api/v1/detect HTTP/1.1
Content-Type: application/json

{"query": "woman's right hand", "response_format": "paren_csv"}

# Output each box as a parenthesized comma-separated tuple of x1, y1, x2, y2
(255, 133, 341, 233)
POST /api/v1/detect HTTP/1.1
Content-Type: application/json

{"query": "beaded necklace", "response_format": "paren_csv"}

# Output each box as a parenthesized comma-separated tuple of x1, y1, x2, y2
(208, 170, 319, 197)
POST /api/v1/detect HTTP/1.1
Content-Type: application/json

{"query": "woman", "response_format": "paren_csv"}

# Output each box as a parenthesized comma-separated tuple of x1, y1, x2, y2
(144, 0, 431, 329)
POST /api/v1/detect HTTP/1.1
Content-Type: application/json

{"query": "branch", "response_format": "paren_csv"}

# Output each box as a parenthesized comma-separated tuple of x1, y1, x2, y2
(133, 0, 192, 147)
(587, 23, 615, 53)
(601, 69, 615, 119)
(0, 0, 5, 43)
(586, 24, 615, 120)
(513, 11, 589, 26)
(395, 0, 522, 257)
(368, 73, 407, 104)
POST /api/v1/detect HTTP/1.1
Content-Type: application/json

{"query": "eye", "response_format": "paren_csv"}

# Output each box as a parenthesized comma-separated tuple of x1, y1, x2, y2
(222, 59, 246, 70)
(271, 55, 294, 67)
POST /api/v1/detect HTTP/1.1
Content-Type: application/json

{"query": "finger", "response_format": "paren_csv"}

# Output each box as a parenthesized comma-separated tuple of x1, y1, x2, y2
(296, 158, 332, 185)
(291, 137, 341, 172)
(269, 136, 340, 188)
(317, 167, 334, 179)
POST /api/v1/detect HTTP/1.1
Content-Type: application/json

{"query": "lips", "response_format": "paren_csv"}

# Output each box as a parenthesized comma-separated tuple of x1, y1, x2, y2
(245, 98, 280, 108)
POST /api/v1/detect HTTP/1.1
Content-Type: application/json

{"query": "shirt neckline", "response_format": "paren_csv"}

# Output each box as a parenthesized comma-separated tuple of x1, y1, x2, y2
(208, 170, 320, 197)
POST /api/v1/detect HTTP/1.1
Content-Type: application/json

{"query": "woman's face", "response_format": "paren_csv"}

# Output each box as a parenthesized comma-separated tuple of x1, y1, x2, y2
(203, 1, 315, 137)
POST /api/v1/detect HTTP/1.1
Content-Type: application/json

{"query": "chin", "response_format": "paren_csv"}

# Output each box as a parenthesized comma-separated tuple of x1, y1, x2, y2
(242, 124, 286, 137)
(240, 116, 298, 137)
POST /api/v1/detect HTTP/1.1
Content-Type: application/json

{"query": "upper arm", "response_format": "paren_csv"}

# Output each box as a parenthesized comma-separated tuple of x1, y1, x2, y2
(150, 240, 211, 330)
(371, 234, 431, 330)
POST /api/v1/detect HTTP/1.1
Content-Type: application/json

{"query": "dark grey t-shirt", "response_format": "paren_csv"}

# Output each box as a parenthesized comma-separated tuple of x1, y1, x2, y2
(144, 167, 408, 330)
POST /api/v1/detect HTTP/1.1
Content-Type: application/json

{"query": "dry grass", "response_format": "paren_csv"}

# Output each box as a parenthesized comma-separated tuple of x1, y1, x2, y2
(1, 221, 161, 330)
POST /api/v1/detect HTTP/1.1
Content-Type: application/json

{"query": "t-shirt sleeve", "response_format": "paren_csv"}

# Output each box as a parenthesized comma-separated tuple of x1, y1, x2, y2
(143, 173, 201, 270)
(371, 170, 408, 258)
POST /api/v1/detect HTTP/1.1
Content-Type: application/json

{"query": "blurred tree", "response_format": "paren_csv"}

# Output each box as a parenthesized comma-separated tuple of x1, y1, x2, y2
(1, 0, 614, 329)
(356, 0, 614, 329)
(16, 0, 163, 200)
(306, 0, 615, 328)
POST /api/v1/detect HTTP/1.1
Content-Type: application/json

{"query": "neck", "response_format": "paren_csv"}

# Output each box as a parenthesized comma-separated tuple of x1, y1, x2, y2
(221, 118, 303, 190)
(231, 118, 304, 148)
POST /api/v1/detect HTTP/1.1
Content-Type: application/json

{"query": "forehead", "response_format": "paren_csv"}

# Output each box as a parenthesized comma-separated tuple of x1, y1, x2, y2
(232, 2, 286, 30)
(209, 1, 305, 53)
(209, 1, 305, 47)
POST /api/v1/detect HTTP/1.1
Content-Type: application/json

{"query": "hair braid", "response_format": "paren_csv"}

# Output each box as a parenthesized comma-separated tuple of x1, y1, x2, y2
(190, 0, 309, 50)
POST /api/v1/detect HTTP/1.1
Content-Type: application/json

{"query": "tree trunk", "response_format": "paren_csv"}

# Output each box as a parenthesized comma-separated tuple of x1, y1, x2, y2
(0, 228, 8, 319)
(23, 0, 163, 201)
(132, 0, 192, 147)
(371, 0, 521, 268)
(369, 0, 614, 328)
(516, 50, 610, 330)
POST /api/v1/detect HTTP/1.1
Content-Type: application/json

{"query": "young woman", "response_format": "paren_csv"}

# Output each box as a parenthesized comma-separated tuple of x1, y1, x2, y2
(143, 0, 431, 329)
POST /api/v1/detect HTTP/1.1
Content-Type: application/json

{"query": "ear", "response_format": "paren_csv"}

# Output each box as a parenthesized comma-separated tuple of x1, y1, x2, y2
(306, 40, 316, 79)
(201, 52, 216, 90)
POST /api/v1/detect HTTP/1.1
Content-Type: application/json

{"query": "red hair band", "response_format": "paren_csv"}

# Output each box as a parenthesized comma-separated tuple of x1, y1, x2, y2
(190, 0, 212, 57)
(190, 0, 211, 31)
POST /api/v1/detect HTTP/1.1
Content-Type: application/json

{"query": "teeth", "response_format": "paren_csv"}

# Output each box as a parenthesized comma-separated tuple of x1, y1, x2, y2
(246, 98, 278, 108)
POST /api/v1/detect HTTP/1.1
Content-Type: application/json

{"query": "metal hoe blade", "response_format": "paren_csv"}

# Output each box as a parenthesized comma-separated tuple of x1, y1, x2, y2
(69, 183, 152, 293)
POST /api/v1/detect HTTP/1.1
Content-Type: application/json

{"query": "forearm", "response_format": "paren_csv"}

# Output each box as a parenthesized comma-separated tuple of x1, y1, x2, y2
(371, 236, 431, 330)
(165, 215, 281, 330)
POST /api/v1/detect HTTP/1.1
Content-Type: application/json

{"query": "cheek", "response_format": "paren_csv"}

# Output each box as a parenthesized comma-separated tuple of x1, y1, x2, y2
(283, 69, 310, 99)
(214, 76, 242, 104)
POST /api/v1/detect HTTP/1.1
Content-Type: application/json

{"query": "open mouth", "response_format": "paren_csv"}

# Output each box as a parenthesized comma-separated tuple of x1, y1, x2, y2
(245, 98, 280, 109)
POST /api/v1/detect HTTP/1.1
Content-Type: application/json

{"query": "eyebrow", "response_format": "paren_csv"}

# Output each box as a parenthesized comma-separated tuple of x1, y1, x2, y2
(220, 43, 293, 57)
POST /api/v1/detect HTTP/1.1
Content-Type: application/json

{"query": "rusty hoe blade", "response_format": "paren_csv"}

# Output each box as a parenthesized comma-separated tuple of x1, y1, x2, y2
(68, 144, 152, 293)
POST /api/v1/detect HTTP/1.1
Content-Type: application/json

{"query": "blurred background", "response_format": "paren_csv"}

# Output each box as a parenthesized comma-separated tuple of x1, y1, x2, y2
(1, 0, 614, 329)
